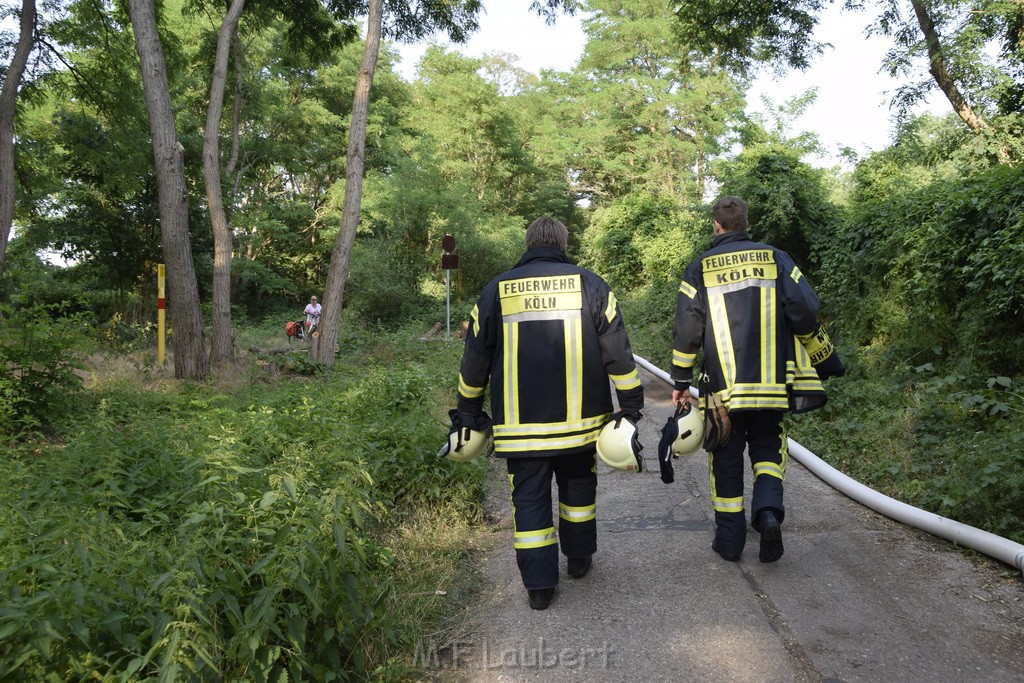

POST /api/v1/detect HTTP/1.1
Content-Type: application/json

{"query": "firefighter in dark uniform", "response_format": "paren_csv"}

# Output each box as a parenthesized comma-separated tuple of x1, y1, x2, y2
(672, 196, 844, 563)
(453, 216, 644, 610)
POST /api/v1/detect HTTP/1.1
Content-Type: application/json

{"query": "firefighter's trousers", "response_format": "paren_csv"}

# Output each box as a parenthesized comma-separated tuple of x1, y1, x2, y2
(709, 410, 787, 556)
(505, 450, 597, 589)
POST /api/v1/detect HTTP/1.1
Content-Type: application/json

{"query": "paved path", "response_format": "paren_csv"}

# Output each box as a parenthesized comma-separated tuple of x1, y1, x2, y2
(433, 367, 1024, 682)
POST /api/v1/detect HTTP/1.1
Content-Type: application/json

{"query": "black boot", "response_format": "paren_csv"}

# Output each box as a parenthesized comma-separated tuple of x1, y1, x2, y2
(758, 510, 784, 563)
(711, 539, 741, 562)
(528, 587, 555, 610)
(567, 555, 593, 578)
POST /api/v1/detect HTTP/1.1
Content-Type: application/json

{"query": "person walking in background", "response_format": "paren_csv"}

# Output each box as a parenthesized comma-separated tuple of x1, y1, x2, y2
(303, 295, 321, 335)
(671, 196, 845, 563)
(451, 216, 644, 610)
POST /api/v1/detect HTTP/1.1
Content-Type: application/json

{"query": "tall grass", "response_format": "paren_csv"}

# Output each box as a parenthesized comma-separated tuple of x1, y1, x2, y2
(0, 321, 485, 681)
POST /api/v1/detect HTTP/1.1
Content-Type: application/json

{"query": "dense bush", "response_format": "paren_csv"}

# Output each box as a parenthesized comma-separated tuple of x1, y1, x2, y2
(796, 362, 1024, 544)
(450, 216, 525, 298)
(0, 303, 90, 437)
(819, 163, 1024, 376)
(716, 144, 838, 272)
(580, 193, 704, 293)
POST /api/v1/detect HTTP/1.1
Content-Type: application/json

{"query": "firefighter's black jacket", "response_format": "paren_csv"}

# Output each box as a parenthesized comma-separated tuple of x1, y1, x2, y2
(457, 247, 644, 457)
(671, 231, 839, 414)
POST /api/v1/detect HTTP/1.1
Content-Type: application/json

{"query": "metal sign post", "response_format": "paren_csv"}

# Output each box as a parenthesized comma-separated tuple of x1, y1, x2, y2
(441, 234, 459, 340)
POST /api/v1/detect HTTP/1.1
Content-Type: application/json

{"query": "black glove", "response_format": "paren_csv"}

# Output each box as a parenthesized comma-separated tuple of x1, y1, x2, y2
(611, 409, 642, 425)
(815, 352, 846, 380)
(657, 413, 677, 484)
(449, 409, 493, 431)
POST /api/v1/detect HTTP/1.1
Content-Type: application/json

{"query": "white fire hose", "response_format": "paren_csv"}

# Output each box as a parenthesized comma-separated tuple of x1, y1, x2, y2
(633, 353, 1024, 575)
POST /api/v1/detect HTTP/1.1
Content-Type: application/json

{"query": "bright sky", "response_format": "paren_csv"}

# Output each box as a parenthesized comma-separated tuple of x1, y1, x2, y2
(395, 0, 948, 167)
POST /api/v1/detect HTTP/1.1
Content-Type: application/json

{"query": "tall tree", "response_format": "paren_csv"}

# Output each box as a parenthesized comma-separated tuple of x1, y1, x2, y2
(198, 0, 365, 362)
(0, 0, 36, 276)
(915, 0, 984, 127)
(203, 0, 247, 366)
(674, 0, 1024, 144)
(310, 0, 498, 364)
(880, 0, 992, 131)
(128, 0, 208, 380)
(672, 0, 827, 76)
(12, 0, 171, 322)
(312, 0, 383, 364)
(311, 0, 583, 364)
(528, 0, 743, 205)
(408, 48, 549, 217)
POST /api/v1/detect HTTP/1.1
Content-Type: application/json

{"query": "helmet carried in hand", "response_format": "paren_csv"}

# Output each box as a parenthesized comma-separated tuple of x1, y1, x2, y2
(596, 414, 643, 471)
(439, 411, 494, 462)
(669, 402, 704, 457)
(438, 426, 492, 461)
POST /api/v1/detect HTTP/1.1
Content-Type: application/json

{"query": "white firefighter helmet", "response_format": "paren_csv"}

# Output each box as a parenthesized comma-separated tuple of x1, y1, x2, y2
(669, 402, 704, 456)
(438, 425, 492, 462)
(596, 415, 643, 471)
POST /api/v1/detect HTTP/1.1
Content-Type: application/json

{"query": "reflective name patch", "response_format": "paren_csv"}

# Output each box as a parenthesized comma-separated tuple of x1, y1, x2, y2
(702, 249, 777, 287)
(500, 275, 582, 315)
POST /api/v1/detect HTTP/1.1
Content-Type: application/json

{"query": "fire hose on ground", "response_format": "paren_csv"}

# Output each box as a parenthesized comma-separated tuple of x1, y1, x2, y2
(633, 353, 1024, 576)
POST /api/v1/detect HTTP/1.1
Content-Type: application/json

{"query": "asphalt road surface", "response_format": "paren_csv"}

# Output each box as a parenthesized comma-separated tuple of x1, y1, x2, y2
(427, 366, 1024, 682)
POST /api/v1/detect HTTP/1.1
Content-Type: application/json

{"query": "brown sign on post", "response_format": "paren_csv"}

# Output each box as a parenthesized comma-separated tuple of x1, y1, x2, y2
(441, 233, 459, 269)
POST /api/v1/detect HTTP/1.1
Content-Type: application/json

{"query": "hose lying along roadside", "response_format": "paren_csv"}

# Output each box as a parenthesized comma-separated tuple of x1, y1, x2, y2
(633, 354, 1024, 576)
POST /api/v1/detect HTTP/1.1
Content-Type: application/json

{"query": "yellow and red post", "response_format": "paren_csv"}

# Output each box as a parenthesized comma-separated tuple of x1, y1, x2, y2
(157, 264, 166, 366)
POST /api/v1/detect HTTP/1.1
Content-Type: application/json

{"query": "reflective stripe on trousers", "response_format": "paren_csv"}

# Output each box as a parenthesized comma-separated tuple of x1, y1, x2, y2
(507, 450, 597, 589)
(708, 410, 787, 555)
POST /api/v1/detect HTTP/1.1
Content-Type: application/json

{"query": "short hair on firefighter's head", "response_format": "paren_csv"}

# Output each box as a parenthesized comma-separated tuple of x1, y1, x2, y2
(712, 196, 749, 232)
(525, 216, 569, 252)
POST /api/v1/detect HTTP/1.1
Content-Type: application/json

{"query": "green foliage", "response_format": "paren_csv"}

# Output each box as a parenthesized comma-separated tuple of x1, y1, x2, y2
(671, 0, 825, 76)
(231, 258, 304, 317)
(873, 0, 1024, 119)
(526, 0, 744, 205)
(617, 277, 680, 367)
(272, 350, 328, 376)
(408, 47, 547, 219)
(96, 313, 157, 354)
(0, 303, 89, 437)
(820, 161, 1024, 375)
(0, 238, 63, 307)
(799, 361, 1024, 545)
(358, 47, 575, 316)
(716, 143, 837, 271)
(0, 326, 482, 680)
(954, 374, 1023, 418)
(451, 216, 526, 298)
(15, 1, 189, 314)
(346, 239, 434, 327)
(581, 193, 703, 292)
(846, 114, 971, 203)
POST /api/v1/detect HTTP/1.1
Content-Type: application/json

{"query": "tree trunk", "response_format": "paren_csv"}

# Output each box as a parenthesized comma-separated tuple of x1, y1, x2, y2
(128, 0, 208, 381)
(205, 0, 247, 367)
(312, 0, 383, 365)
(0, 0, 36, 276)
(910, 0, 988, 133)
(226, 30, 244, 178)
